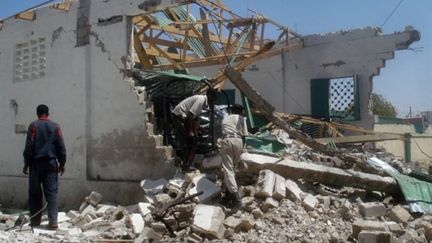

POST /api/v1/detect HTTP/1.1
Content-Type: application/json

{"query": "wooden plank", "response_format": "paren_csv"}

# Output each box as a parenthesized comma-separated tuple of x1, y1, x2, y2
(133, 30, 153, 70)
(0, 21, 3, 31)
(199, 8, 215, 56)
(50, 1, 72, 12)
(15, 11, 35, 21)
(315, 134, 404, 144)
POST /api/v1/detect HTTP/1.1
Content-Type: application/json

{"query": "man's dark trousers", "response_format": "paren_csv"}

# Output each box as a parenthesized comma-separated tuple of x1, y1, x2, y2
(28, 159, 58, 226)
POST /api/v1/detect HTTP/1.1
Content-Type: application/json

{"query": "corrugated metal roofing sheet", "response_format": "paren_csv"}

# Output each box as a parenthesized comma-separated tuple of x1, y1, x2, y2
(367, 157, 432, 213)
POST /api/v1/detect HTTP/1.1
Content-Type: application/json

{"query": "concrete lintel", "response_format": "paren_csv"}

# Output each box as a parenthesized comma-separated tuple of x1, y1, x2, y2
(241, 153, 399, 194)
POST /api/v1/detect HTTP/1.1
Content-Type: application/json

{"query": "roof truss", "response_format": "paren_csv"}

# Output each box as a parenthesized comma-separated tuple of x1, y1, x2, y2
(132, 0, 303, 73)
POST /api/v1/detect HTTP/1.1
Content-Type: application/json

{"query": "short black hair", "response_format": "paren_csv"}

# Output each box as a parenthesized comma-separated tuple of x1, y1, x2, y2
(230, 104, 244, 115)
(36, 104, 49, 117)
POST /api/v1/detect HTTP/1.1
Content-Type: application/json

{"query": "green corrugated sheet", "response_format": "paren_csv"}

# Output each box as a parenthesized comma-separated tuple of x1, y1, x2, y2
(368, 157, 432, 213)
(244, 131, 286, 157)
(387, 171, 432, 213)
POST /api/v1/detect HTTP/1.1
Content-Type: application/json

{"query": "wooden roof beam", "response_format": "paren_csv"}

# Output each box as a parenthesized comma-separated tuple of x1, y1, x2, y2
(15, 11, 35, 21)
(50, 1, 73, 12)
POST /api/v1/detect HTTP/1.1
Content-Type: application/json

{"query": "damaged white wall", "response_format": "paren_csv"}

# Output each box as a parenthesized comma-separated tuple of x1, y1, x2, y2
(0, 0, 185, 208)
(192, 27, 420, 129)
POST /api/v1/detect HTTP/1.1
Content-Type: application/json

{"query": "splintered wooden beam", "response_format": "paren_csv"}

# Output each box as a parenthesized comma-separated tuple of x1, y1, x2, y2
(134, 29, 153, 70)
(16, 11, 35, 21)
(51, 1, 72, 12)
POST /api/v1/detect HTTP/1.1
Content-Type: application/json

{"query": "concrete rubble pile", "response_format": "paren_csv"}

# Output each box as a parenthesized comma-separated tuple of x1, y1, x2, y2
(1, 130, 431, 242)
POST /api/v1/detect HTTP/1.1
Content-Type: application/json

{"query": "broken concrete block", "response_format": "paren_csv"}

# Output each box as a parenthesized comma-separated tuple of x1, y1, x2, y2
(416, 222, 432, 242)
(188, 175, 221, 203)
(272, 174, 286, 201)
(78, 201, 89, 213)
(352, 219, 387, 239)
(256, 170, 275, 198)
(285, 179, 303, 202)
(81, 219, 111, 232)
(71, 215, 91, 227)
(140, 178, 168, 196)
(138, 203, 153, 216)
(188, 233, 203, 243)
(105, 207, 127, 222)
(151, 222, 167, 234)
(202, 155, 222, 169)
(302, 194, 319, 211)
(134, 227, 161, 243)
(85, 191, 103, 206)
(192, 204, 225, 239)
(358, 230, 392, 243)
(316, 195, 331, 209)
(223, 216, 242, 232)
(261, 197, 279, 213)
(241, 196, 255, 208)
(359, 202, 386, 218)
(387, 205, 412, 224)
(385, 221, 405, 236)
(81, 205, 96, 217)
(96, 205, 115, 217)
(339, 199, 353, 220)
(127, 213, 145, 235)
(66, 210, 79, 219)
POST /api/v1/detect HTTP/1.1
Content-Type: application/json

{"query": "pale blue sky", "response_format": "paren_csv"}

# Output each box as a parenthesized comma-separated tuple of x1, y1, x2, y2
(1, 0, 430, 116)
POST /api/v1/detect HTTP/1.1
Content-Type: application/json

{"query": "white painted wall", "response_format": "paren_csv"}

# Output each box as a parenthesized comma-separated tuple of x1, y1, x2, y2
(0, 0, 180, 208)
(191, 27, 420, 129)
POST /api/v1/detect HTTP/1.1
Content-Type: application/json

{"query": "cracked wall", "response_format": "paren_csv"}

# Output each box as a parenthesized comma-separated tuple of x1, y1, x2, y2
(0, 0, 181, 208)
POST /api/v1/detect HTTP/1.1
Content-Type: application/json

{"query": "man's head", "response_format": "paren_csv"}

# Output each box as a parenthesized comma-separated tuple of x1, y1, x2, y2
(206, 88, 218, 106)
(230, 104, 244, 115)
(36, 104, 49, 117)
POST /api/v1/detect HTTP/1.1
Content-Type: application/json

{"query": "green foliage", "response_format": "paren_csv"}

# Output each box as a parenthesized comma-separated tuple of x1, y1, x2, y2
(370, 93, 397, 118)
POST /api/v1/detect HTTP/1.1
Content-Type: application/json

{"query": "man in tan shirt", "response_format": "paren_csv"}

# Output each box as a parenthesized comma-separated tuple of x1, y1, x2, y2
(172, 89, 217, 170)
(221, 104, 248, 209)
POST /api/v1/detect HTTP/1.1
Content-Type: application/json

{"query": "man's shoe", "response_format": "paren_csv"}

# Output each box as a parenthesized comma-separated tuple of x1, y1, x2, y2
(47, 224, 58, 230)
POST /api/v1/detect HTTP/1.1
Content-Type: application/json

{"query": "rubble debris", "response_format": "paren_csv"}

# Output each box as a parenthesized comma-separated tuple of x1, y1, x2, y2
(358, 230, 393, 243)
(352, 219, 387, 239)
(285, 179, 304, 202)
(85, 191, 104, 206)
(192, 204, 226, 239)
(188, 175, 221, 203)
(242, 153, 400, 194)
(272, 174, 286, 201)
(359, 202, 387, 218)
(256, 170, 275, 198)
(140, 178, 168, 196)
(127, 214, 145, 235)
(261, 197, 279, 213)
(302, 194, 319, 211)
(388, 205, 413, 225)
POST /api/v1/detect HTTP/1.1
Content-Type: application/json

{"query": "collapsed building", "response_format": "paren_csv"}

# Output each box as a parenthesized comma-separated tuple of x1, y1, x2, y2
(0, 0, 422, 215)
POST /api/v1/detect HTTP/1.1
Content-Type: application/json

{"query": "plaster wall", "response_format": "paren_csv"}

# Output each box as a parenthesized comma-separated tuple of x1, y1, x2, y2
(374, 124, 432, 163)
(0, 0, 179, 208)
(191, 27, 419, 129)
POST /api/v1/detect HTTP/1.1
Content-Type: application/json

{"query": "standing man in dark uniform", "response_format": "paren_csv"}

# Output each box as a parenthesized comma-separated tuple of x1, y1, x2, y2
(23, 104, 66, 229)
